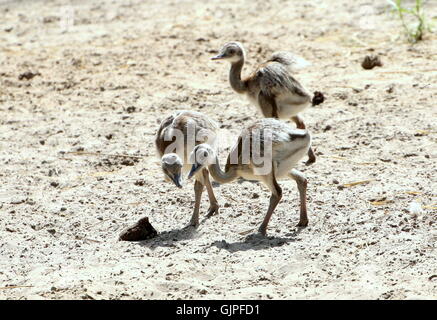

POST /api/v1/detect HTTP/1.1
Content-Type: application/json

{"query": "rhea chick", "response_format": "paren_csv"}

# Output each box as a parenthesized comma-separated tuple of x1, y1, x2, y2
(188, 118, 312, 236)
(211, 41, 320, 165)
(155, 110, 220, 227)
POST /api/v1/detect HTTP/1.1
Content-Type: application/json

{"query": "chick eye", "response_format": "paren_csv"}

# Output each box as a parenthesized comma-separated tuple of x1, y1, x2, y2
(228, 49, 235, 54)
(203, 151, 208, 158)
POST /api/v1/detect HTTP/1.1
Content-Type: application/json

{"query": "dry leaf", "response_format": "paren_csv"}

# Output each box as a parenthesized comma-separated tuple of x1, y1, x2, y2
(343, 179, 374, 187)
(370, 200, 393, 206)
(423, 205, 437, 210)
(238, 229, 254, 236)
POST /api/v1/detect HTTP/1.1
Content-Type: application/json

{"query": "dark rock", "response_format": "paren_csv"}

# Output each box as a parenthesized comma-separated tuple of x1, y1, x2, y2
(312, 91, 325, 106)
(361, 55, 383, 70)
(43, 16, 59, 24)
(119, 217, 157, 241)
(18, 71, 41, 81)
(120, 158, 136, 166)
(403, 153, 417, 158)
(126, 106, 136, 113)
(323, 125, 332, 132)
(134, 180, 145, 186)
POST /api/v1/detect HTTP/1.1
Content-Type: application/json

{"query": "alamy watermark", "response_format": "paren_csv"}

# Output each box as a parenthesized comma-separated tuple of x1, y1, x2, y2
(59, 6, 75, 32)
(162, 122, 273, 175)
(356, 4, 379, 30)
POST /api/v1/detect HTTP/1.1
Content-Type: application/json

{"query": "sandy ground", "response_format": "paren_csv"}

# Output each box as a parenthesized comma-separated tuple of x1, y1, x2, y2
(0, 0, 436, 300)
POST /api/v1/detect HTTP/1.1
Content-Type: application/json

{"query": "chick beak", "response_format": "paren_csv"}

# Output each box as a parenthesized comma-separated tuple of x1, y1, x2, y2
(188, 164, 200, 179)
(171, 173, 183, 188)
(211, 53, 225, 60)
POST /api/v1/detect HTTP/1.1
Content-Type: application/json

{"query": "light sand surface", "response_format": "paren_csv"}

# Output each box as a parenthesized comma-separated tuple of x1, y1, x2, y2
(0, 0, 436, 299)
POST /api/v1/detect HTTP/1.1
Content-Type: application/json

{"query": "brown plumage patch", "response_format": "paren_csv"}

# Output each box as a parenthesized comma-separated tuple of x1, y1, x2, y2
(156, 111, 219, 161)
(258, 92, 279, 118)
(155, 114, 176, 157)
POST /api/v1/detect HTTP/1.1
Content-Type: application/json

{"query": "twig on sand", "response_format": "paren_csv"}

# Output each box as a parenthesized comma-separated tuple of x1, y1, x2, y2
(74, 236, 102, 243)
(405, 191, 422, 195)
(402, 261, 417, 269)
(415, 130, 435, 135)
(423, 204, 437, 210)
(370, 199, 394, 206)
(238, 229, 254, 236)
(343, 179, 375, 188)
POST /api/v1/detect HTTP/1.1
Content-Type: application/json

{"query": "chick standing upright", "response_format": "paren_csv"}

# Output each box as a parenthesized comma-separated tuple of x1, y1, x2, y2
(211, 42, 321, 165)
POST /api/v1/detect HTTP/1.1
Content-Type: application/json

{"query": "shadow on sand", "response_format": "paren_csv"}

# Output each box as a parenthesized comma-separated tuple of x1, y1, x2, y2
(210, 228, 304, 253)
(136, 225, 200, 249)
(136, 215, 305, 252)
(138, 227, 304, 253)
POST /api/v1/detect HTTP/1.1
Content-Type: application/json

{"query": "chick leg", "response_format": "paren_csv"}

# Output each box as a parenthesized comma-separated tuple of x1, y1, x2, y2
(258, 165, 282, 236)
(291, 115, 306, 129)
(291, 115, 316, 166)
(202, 169, 219, 217)
(189, 179, 204, 227)
(289, 169, 308, 227)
